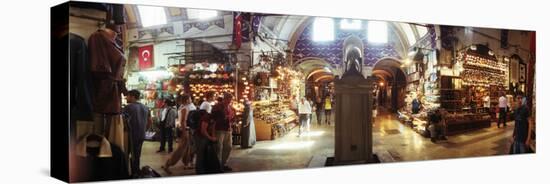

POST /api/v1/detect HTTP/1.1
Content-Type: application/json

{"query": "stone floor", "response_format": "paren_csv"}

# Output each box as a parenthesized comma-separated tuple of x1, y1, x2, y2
(139, 108, 515, 178)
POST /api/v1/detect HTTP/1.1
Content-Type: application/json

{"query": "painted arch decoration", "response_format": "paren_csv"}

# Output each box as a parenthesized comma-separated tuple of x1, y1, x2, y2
(292, 21, 401, 69)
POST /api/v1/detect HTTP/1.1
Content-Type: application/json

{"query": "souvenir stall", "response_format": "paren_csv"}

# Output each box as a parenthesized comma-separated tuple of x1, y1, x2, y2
(398, 50, 441, 135)
(125, 67, 178, 141)
(399, 45, 501, 137)
(250, 53, 301, 141)
(184, 62, 236, 104)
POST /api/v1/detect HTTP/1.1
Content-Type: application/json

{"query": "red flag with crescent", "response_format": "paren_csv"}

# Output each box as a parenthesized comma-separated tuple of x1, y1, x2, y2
(139, 45, 154, 70)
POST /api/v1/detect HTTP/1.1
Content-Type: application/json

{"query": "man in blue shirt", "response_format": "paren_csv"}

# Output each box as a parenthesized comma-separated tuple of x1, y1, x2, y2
(123, 90, 152, 177)
(511, 95, 532, 154)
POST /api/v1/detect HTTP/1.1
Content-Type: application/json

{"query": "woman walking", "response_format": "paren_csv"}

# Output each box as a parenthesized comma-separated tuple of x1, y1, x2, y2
(162, 94, 196, 174)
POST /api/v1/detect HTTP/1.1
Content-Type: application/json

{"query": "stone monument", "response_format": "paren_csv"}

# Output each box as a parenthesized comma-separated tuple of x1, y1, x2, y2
(334, 47, 375, 164)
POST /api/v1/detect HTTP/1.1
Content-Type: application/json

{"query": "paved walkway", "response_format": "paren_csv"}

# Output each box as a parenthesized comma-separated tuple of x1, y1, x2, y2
(139, 109, 514, 177)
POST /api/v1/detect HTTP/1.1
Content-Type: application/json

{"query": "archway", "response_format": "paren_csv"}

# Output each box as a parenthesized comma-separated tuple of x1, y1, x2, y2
(372, 58, 407, 113)
(295, 58, 336, 101)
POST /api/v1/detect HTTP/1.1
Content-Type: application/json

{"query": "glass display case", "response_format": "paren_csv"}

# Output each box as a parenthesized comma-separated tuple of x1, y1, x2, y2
(252, 100, 298, 140)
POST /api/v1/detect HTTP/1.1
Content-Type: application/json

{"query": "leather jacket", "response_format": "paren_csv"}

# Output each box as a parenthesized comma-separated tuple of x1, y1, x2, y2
(88, 29, 127, 114)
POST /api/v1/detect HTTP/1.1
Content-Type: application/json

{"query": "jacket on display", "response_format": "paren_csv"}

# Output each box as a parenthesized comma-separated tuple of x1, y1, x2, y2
(72, 135, 129, 182)
(69, 33, 95, 121)
(88, 29, 127, 114)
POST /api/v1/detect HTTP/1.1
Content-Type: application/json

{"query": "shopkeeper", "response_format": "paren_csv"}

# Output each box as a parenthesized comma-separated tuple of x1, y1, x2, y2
(412, 97, 421, 114)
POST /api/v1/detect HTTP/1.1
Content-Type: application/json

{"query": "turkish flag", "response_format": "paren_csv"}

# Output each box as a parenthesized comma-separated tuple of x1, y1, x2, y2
(233, 12, 243, 49)
(138, 45, 154, 70)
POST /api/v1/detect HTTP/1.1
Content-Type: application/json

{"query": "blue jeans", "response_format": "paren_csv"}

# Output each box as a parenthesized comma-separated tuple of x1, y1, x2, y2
(510, 140, 527, 154)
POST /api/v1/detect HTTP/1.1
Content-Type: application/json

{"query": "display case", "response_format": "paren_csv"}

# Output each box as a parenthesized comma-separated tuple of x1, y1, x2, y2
(252, 100, 297, 141)
(398, 109, 492, 137)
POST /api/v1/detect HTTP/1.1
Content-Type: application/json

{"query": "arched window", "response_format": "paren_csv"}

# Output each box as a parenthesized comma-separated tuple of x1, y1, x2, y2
(368, 21, 388, 43)
(340, 19, 362, 30)
(313, 17, 335, 42)
(137, 5, 167, 27)
(187, 9, 218, 20)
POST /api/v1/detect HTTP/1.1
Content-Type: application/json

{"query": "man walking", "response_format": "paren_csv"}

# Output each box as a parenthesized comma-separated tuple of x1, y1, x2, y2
(315, 97, 323, 125)
(298, 97, 312, 137)
(158, 98, 178, 153)
(211, 93, 236, 172)
(498, 93, 508, 128)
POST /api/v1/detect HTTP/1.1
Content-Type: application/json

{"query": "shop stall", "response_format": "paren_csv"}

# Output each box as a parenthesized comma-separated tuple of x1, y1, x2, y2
(398, 45, 509, 137)
(249, 56, 302, 140)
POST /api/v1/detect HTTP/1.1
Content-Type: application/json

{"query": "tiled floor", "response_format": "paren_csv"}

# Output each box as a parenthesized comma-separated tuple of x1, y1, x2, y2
(139, 108, 515, 178)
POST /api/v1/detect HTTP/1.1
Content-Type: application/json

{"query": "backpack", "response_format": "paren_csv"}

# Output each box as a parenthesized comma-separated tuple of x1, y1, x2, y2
(187, 109, 206, 130)
(160, 107, 174, 127)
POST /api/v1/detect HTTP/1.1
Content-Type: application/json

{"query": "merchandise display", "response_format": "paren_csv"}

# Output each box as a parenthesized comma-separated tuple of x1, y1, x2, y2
(458, 51, 507, 87)
(253, 100, 298, 140)
(52, 1, 537, 182)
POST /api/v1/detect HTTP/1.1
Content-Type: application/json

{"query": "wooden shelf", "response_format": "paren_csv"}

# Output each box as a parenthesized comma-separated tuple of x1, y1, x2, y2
(440, 100, 462, 102)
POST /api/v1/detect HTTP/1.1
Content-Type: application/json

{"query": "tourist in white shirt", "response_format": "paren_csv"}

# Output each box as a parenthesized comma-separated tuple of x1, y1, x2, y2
(498, 93, 508, 128)
(298, 97, 312, 137)
(199, 91, 216, 114)
(483, 93, 491, 112)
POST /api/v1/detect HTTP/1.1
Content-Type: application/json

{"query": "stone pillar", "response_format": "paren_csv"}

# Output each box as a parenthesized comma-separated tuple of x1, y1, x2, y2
(334, 72, 375, 164)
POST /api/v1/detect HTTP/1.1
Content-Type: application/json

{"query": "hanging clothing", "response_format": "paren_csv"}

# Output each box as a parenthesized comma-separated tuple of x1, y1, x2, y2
(69, 33, 94, 121)
(72, 135, 129, 182)
(105, 114, 128, 155)
(88, 29, 127, 114)
(240, 103, 256, 148)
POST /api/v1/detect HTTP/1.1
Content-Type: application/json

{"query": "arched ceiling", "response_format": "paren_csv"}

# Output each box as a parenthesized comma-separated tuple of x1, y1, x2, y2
(295, 59, 335, 82)
(258, 16, 430, 59)
(124, 5, 429, 55)
(123, 5, 231, 29)
(372, 58, 405, 81)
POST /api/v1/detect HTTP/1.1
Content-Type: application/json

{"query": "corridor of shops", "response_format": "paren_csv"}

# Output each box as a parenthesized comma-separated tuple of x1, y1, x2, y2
(139, 105, 514, 176)
(64, 2, 535, 182)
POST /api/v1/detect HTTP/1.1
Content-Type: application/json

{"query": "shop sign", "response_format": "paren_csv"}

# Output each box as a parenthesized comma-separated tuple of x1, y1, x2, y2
(138, 45, 154, 70)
